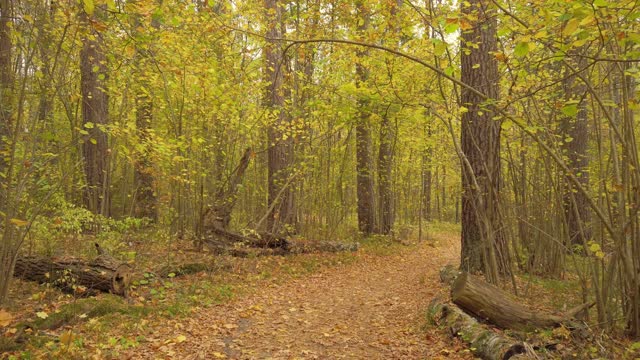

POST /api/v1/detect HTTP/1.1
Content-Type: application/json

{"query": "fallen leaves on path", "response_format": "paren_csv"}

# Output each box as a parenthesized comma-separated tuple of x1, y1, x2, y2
(125, 232, 472, 359)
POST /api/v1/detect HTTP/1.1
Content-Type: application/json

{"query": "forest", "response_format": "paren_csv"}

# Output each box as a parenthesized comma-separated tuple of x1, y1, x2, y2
(0, 0, 639, 358)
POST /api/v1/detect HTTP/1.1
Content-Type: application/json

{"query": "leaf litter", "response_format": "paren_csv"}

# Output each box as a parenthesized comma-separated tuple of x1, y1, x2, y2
(123, 231, 472, 359)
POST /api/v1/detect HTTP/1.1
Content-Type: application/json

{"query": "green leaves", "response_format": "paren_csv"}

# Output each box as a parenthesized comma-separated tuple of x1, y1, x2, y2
(561, 103, 579, 117)
(514, 42, 530, 57)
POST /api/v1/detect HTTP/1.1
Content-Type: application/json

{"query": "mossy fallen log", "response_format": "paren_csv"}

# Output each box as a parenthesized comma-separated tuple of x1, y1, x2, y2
(204, 227, 358, 256)
(429, 298, 535, 360)
(14, 244, 131, 297)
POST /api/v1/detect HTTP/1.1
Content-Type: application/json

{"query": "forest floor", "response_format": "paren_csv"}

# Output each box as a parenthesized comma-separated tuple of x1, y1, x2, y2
(4, 225, 637, 359)
(119, 229, 472, 360)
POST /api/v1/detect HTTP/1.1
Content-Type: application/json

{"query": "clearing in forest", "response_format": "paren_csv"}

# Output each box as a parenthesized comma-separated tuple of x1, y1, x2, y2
(126, 231, 471, 359)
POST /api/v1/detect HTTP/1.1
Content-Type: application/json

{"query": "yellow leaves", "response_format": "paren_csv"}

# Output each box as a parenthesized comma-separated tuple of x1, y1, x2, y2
(83, 0, 95, 15)
(588, 241, 605, 259)
(494, 52, 508, 63)
(459, 19, 473, 31)
(0, 309, 13, 327)
(174, 334, 187, 343)
(36, 311, 49, 319)
(10, 218, 29, 227)
(562, 18, 580, 37)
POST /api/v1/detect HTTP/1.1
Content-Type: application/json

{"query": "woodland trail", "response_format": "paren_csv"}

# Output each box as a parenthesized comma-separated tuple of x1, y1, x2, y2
(129, 231, 471, 360)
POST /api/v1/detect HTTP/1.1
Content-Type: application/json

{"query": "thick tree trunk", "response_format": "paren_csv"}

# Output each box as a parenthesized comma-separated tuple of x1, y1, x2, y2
(459, 0, 510, 277)
(265, 0, 296, 235)
(14, 245, 131, 297)
(80, 9, 110, 216)
(355, 1, 376, 235)
(452, 272, 590, 331)
(560, 59, 590, 247)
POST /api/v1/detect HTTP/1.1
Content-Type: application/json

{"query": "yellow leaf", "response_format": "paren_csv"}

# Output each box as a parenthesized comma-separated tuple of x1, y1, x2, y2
(0, 309, 13, 327)
(10, 218, 29, 227)
(36, 311, 48, 319)
(175, 334, 187, 343)
(212, 352, 226, 359)
(563, 18, 579, 37)
(83, 0, 95, 15)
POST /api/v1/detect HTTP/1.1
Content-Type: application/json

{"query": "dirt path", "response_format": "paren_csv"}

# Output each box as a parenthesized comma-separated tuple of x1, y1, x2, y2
(131, 232, 471, 359)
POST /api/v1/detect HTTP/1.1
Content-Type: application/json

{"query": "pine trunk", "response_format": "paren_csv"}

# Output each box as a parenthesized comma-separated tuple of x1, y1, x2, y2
(459, 0, 510, 277)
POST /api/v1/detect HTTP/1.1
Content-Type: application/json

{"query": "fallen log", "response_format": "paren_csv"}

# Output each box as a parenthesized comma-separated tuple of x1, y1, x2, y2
(452, 272, 592, 332)
(288, 239, 359, 254)
(204, 226, 358, 256)
(206, 226, 292, 251)
(429, 298, 535, 360)
(14, 244, 131, 297)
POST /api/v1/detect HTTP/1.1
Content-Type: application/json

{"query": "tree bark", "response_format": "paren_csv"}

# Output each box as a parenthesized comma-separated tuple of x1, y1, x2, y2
(132, 4, 158, 221)
(265, 0, 296, 235)
(0, 0, 12, 188)
(14, 245, 131, 297)
(355, 0, 376, 235)
(452, 272, 590, 331)
(429, 298, 532, 360)
(560, 59, 590, 247)
(0, 0, 14, 306)
(376, 0, 401, 235)
(80, 8, 110, 216)
(422, 124, 433, 221)
(459, 0, 510, 277)
(378, 112, 394, 234)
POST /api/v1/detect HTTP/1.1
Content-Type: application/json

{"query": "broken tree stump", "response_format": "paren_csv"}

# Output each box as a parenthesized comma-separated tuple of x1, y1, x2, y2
(14, 244, 131, 297)
(452, 272, 591, 331)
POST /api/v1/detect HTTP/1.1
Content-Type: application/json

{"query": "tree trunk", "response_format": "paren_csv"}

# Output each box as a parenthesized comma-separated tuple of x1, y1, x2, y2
(134, 79, 156, 220)
(0, 0, 11, 189)
(422, 153, 432, 222)
(132, 5, 157, 221)
(80, 9, 110, 216)
(376, 0, 401, 235)
(264, 0, 296, 235)
(378, 113, 394, 234)
(355, 0, 376, 235)
(452, 272, 591, 331)
(0, 0, 14, 306)
(14, 245, 131, 297)
(459, 0, 510, 278)
(560, 58, 590, 247)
